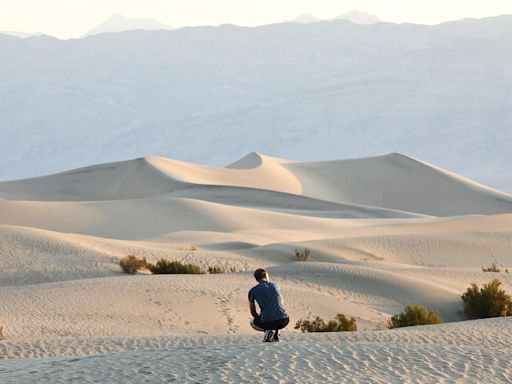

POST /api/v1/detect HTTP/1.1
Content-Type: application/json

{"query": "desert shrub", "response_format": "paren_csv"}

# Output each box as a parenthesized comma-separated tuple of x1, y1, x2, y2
(388, 305, 443, 328)
(461, 279, 512, 319)
(208, 266, 224, 274)
(120, 255, 148, 274)
(207, 265, 238, 274)
(295, 314, 357, 332)
(294, 247, 310, 261)
(0, 326, 3, 340)
(149, 259, 203, 274)
(482, 263, 501, 272)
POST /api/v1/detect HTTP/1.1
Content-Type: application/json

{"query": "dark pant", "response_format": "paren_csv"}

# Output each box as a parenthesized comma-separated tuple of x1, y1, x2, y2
(253, 316, 289, 331)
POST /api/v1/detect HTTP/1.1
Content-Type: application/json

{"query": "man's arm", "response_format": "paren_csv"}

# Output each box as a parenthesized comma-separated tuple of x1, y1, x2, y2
(249, 301, 259, 318)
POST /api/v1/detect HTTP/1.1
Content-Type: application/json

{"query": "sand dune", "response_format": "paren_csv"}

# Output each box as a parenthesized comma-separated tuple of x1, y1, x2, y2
(1, 318, 511, 382)
(2, 212, 511, 287)
(0, 157, 178, 201)
(3, 262, 510, 341)
(0, 197, 413, 240)
(1, 152, 511, 217)
(1, 153, 511, 382)
(286, 153, 512, 216)
(0, 153, 300, 201)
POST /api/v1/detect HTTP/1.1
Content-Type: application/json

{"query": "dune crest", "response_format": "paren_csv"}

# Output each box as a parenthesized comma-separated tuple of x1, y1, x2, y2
(145, 152, 302, 195)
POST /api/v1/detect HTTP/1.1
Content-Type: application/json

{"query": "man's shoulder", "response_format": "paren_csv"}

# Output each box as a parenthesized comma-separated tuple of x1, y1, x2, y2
(248, 284, 259, 299)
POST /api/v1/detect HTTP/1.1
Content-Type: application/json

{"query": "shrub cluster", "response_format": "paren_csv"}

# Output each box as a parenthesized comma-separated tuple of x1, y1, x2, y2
(119, 256, 203, 275)
(295, 314, 357, 332)
(208, 266, 224, 274)
(461, 279, 512, 319)
(482, 263, 501, 273)
(120, 255, 148, 274)
(388, 305, 443, 328)
(149, 259, 203, 274)
(207, 265, 237, 274)
(294, 247, 310, 261)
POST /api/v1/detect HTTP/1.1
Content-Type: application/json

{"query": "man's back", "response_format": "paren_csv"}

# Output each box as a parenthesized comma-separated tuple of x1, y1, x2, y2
(248, 281, 288, 323)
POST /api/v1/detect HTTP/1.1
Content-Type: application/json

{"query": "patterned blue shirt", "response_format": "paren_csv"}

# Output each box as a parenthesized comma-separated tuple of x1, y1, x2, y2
(248, 281, 288, 322)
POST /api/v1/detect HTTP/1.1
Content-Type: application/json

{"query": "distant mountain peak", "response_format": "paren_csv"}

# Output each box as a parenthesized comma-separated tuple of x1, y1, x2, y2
(333, 10, 380, 24)
(0, 31, 43, 39)
(288, 10, 380, 25)
(288, 14, 322, 24)
(84, 13, 172, 37)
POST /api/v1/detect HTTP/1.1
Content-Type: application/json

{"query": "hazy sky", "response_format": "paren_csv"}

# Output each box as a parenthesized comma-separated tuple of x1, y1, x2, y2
(2, 0, 512, 39)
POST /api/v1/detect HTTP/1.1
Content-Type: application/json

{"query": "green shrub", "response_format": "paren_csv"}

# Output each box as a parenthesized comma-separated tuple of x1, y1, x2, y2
(388, 305, 443, 328)
(482, 263, 501, 272)
(295, 314, 357, 332)
(149, 259, 203, 274)
(120, 255, 149, 274)
(461, 279, 512, 319)
(294, 247, 310, 261)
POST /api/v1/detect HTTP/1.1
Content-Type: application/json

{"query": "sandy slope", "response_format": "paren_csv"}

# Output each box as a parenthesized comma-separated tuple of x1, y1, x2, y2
(1, 153, 511, 382)
(285, 153, 512, 216)
(1, 318, 511, 383)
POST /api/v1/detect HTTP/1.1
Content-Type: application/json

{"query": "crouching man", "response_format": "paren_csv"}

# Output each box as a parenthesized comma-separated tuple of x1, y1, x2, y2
(249, 268, 289, 342)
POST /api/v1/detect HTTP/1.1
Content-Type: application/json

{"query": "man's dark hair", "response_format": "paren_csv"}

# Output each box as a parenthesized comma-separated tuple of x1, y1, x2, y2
(254, 268, 267, 281)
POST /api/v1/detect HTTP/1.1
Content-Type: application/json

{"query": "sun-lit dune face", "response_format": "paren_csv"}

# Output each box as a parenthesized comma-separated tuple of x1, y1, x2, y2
(144, 153, 303, 195)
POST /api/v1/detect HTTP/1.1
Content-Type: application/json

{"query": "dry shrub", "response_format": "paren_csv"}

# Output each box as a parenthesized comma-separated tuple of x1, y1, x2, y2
(120, 255, 148, 274)
(295, 314, 357, 332)
(462, 279, 512, 319)
(389, 305, 443, 328)
(0, 326, 4, 340)
(294, 247, 310, 261)
(482, 263, 501, 272)
(149, 259, 203, 274)
(207, 265, 238, 274)
(208, 266, 224, 274)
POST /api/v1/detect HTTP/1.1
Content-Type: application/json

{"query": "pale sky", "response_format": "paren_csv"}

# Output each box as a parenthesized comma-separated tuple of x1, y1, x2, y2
(1, 0, 512, 39)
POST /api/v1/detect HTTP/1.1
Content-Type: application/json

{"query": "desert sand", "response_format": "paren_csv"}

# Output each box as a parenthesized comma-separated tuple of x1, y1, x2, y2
(1, 152, 511, 383)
